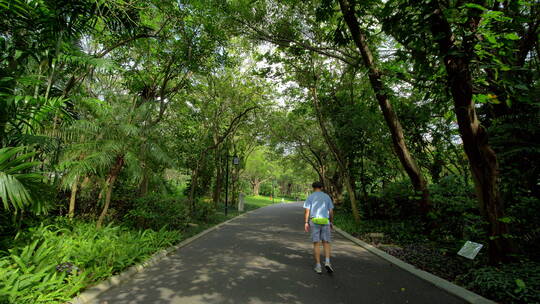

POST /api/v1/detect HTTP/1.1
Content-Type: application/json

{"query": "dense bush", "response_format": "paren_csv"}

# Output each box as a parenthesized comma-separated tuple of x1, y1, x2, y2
(0, 219, 181, 304)
(333, 211, 426, 245)
(428, 176, 484, 242)
(506, 196, 540, 260)
(457, 261, 540, 304)
(124, 194, 190, 230)
(359, 177, 482, 243)
(363, 181, 416, 219)
(192, 198, 217, 222)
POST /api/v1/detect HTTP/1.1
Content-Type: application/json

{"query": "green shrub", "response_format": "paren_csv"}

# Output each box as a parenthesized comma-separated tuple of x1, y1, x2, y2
(428, 175, 483, 242)
(334, 211, 426, 245)
(364, 181, 416, 219)
(192, 199, 217, 222)
(507, 196, 540, 260)
(0, 220, 181, 304)
(457, 260, 540, 304)
(124, 194, 189, 230)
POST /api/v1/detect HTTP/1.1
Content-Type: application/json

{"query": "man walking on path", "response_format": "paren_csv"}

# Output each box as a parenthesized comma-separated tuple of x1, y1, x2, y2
(304, 181, 335, 274)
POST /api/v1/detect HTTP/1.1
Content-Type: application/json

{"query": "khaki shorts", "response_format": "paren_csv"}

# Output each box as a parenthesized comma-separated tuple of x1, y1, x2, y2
(310, 220, 331, 243)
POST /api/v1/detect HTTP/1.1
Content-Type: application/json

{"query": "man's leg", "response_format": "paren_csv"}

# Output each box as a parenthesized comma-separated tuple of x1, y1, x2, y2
(322, 241, 331, 261)
(313, 241, 323, 274)
(322, 225, 334, 273)
(313, 242, 321, 264)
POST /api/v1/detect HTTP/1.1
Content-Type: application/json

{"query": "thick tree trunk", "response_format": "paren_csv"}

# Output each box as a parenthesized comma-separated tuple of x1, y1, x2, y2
(337, 0, 430, 217)
(97, 156, 124, 228)
(68, 177, 79, 219)
(252, 179, 261, 196)
(328, 170, 344, 204)
(429, 7, 514, 264)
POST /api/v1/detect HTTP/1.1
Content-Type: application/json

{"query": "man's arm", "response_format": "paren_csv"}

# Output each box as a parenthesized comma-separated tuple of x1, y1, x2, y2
(304, 208, 310, 232)
(328, 196, 335, 227)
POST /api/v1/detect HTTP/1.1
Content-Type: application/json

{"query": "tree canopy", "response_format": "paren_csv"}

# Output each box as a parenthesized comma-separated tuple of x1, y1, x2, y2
(0, 0, 538, 303)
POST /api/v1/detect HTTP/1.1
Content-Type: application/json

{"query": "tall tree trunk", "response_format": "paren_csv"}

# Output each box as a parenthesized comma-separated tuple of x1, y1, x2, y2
(188, 167, 199, 212)
(429, 7, 514, 264)
(68, 176, 79, 219)
(252, 179, 261, 196)
(286, 183, 292, 196)
(337, 0, 430, 217)
(328, 170, 344, 205)
(97, 156, 124, 228)
(359, 150, 369, 203)
(311, 86, 360, 222)
(212, 152, 223, 207)
(188, 153, 205, 213)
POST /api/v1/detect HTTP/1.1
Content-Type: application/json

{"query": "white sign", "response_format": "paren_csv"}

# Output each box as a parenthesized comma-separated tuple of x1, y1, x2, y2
(457, 241, 483, 259)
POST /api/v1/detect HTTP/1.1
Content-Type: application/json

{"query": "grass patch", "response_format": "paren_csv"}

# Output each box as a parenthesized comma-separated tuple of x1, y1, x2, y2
(244, 195, 295, 210)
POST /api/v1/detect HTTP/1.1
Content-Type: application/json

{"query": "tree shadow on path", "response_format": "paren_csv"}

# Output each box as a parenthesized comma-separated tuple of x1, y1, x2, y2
(95, 203, 465, 304)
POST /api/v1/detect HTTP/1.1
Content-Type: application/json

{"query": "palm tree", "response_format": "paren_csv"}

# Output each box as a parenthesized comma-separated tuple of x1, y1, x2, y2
(61, 98, 169, 227)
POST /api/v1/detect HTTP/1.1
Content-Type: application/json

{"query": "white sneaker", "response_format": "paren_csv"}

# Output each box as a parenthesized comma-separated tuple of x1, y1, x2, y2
(325, 262, 334, 273)
(314, 264, 322, 274)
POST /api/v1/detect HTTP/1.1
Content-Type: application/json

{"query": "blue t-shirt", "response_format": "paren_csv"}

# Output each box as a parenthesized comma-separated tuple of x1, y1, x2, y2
(303, 191, 334, 219)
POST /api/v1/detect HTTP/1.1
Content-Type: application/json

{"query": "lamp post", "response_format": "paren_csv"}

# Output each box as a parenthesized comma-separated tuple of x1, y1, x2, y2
(225, 153, 240, 216)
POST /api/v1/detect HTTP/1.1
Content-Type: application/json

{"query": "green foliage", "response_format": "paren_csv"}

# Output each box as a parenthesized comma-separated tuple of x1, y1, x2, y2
(457, 261, 540, 304)
(0, 0, 537, 302)
(334, 210, 426, 245)
(367, 181, 416, 218)
(192, 199, 217, 222)
(0, 146, 50, 214)
(428, 176, 483, 241)
(0, 219, 181, 304)
(124, 194, 189, 231)
(507, 195, 540, 260)
(243, 195, 293, 210)
(361, 177, 483, 243)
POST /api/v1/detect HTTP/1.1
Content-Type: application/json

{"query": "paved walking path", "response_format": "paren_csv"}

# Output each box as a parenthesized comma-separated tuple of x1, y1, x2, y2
(94, 202, 465, 304)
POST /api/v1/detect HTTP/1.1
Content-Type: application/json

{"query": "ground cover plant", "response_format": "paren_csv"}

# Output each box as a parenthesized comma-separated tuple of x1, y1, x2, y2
(0, 0, 537, 303)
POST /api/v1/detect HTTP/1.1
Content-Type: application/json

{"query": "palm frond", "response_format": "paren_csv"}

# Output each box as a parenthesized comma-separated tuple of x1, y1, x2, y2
(0, 147, 50, 213)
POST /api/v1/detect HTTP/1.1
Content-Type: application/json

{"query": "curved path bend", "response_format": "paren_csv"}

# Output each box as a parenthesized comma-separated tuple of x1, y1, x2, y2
(95, 202, 465, 304)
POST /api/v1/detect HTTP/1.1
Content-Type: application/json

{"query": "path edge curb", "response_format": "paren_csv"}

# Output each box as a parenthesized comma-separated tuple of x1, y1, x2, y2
(334, 226, 495, 304)
(69, 208, 259, 304)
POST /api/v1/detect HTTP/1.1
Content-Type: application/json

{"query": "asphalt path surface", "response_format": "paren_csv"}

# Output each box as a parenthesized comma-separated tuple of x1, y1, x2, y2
(94, 202, 465, 304)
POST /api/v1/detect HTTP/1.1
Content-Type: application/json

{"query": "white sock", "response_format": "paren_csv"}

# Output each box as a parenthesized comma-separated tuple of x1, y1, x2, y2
(316, 263, 321, 267)
(325, 257, 330, 264)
